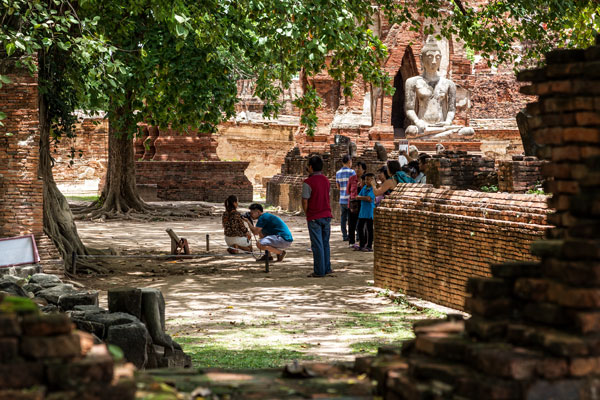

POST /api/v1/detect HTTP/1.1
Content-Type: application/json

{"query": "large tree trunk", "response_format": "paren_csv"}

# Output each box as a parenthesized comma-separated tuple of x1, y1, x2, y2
(99, 121, 148, 214)
(38, 57, 90, 272)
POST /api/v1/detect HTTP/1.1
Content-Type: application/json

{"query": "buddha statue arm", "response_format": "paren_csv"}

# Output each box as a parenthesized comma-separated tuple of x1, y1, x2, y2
(444, 81, 457, 126)
(405, 78, 427, 131)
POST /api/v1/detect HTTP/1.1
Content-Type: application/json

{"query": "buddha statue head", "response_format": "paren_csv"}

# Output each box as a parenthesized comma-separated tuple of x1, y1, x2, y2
(421, 36, 442, 75)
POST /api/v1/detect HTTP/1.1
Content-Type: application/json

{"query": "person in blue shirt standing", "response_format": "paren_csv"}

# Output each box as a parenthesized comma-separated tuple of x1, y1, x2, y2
(355, 173, 376, 252)
(247, 203, 293, 262)
(335, 155, 356, 242)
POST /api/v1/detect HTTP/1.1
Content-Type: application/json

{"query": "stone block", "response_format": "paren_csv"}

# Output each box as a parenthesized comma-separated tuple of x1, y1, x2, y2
(58, 291, 99, 311)
(107, 287, 142, 319)
(46, 354, 114, 390)
(0, 314, 21, 336)
(29, 273, 62, 288)
(0, 281, 29, 298)
(36, 284, 77, 305)
(21, 313, 72, 336)
(466, 277, 512, 298)
(0, 388, 45, 400)
(464, 297, 514, 318)
(536, 357, 569, 380)
(0, 337, 19, 362)
(106, 322, 150, 369)
(0, 362, 45, 389)
(490, 261, 541, 279)
(465, 317, 506, 340)
(20, 333, 81, 359)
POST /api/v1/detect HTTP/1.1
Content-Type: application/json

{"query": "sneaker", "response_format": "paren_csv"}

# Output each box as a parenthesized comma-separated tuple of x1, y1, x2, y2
(348, 244, 356, 249)
(353, 246, 362, 251)
(360, 247, 373, 252)
(277, 250, 287, 262)
(256, 254, 274, 262)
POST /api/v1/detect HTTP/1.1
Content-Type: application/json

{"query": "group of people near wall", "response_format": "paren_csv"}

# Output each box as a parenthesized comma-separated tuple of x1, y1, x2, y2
(336, 148, 430, 251)
(219, 148, 429, 278)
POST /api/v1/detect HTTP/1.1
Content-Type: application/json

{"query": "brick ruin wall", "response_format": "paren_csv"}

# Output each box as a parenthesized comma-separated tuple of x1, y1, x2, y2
(0, 59, 59, 263)
(135, 161, 253, 203)
(52, 117, 108, 196)
(374, 185, 550, 310)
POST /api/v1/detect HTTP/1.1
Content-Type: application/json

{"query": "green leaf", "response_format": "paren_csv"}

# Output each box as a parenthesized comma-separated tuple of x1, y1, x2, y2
(0, 75, 10, 84)
(0, 111, 6, 120)
(5, 42, 16, 56)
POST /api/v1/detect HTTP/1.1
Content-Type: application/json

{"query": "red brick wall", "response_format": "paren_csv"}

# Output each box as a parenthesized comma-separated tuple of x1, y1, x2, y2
(0, 59, 59, 263)
(135, 161, 253, 202)
(52, 117, 108, 191)
(0, 61, 43, 239)
(374, 185, 551, 310)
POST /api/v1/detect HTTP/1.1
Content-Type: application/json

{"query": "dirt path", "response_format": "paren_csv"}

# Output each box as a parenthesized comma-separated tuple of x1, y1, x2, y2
(74, 202, 439, 366)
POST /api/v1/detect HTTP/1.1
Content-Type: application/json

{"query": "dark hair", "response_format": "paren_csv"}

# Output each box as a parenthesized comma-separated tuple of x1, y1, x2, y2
(356, 161, 367, 172)
(377, 165, 390, 180)
(408, 160, 420, 174)
(342, 154, 351, 164)
(387, 160, 401, 175)
(308, 155, 324, 172)
(364, 173, 375, 179)
(224, 195, 238, 212)
(418, 153, 431, 161)
(249, 203, 263, 212)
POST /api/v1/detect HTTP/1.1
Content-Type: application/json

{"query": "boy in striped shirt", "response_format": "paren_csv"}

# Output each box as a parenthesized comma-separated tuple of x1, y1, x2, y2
(335, 155, 356, 241)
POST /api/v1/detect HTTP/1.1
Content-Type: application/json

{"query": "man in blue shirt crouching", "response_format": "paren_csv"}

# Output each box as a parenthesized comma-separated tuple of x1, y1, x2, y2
(247, 203, 293, 262)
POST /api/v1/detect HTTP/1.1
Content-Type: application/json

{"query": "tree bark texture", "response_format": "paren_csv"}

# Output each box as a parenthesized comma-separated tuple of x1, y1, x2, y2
(38, 59, 89, 270)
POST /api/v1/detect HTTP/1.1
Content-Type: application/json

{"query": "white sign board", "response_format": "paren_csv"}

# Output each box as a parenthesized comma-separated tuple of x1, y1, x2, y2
(0, 235, 40, 267)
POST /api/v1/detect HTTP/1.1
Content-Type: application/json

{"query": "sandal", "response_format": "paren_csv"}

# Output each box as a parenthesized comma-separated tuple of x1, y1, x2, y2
(277, 250, 287, 262)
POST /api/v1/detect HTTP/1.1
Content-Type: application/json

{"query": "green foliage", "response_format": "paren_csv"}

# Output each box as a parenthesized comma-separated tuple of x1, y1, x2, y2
(480, 185, 499, 193)
(0, 296, 38, 314)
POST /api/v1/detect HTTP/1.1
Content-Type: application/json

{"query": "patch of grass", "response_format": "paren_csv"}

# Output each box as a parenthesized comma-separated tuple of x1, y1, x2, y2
(66, 195, 99, 202)
(177, 338, 314, 369)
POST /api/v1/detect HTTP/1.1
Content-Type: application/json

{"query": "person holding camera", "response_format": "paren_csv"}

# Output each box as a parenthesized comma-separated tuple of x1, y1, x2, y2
(247, 203, 293, 262)
(223, 195, 253, 254)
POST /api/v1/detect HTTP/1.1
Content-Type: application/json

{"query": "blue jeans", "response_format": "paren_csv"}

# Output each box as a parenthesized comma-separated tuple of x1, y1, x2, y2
(308, 217, 332, 276)
(340, 204, 349, 240)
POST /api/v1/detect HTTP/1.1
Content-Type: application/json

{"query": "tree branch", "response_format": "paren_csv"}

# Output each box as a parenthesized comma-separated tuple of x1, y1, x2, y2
(452, 0, 468, 15)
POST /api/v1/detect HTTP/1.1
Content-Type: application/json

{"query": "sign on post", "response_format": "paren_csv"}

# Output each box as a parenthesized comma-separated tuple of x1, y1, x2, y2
(0, 234, 40, 268)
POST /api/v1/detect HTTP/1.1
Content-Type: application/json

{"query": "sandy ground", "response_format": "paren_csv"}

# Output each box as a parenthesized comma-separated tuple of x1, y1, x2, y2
(73, 202, 434, 363)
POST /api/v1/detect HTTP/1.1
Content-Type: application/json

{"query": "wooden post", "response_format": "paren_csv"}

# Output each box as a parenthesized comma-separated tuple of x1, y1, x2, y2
(166, 228, 181, 255)
(71, 252, 77, 275)
(265, 250, 270, 273)
(206, 234, 210, 252)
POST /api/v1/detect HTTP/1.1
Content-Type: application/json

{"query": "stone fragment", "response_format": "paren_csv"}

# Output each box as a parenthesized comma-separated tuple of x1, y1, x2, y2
(0, 281, 29, 297)
(21, 313, 72, 336)
(46, 354, 114, 390)
(23, 283, 43, 295)
(72, 305, 107, 313)
(0, 337, 19, 362)
(0, 275, 26, 286)
(29, 273, 62, 288)
(36, 284, 77, 305)
(108, 287, 142, 319)
(0, 363, 45, 389)
(58, 291, 99, 311)
(0, 388, 45, 400)
(20, 333, 81, 359)
(0, 314, 21, 336)
(106, 322, 150, 369)
(141, 288, 172, 349)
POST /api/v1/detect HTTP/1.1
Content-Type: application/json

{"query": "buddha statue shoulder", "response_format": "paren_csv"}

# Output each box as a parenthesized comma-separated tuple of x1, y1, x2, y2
(405, 37, 474, 138)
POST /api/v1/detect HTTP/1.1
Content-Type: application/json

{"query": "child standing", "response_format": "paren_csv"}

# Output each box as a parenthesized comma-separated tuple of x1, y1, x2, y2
(355, 173, 376, 252)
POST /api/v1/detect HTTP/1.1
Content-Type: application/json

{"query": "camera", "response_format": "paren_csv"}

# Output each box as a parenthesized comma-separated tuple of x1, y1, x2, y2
(242, 211, 254, 226)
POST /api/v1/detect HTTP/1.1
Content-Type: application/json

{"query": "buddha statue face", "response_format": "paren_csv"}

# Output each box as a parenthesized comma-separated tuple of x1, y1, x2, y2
(422, 49, 442, 74)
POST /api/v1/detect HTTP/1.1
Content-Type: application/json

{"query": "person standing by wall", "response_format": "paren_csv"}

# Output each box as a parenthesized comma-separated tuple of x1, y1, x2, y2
(302, 155, 333, 277)
(335, 155, 356, 242)
(355, 173, 376, 252)
(347, 161, 366, 249)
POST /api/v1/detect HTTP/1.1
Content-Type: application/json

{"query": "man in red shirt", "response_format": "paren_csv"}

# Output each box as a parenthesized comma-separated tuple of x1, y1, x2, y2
(302, 155, 333, 277)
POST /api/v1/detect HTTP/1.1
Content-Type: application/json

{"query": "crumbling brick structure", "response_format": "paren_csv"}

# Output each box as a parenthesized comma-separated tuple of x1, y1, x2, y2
(362, 38, 600, 400)
(423, 151, 496, 190)
(497, 155, 546, 193)
(0, 294, 136, 399)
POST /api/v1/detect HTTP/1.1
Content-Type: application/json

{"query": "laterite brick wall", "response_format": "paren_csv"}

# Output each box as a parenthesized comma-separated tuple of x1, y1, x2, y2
(0, 59, 43, 240)
(497, 155, 546, 193)
(374, 185, 551, 310)
(135, 161, 253, 202)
